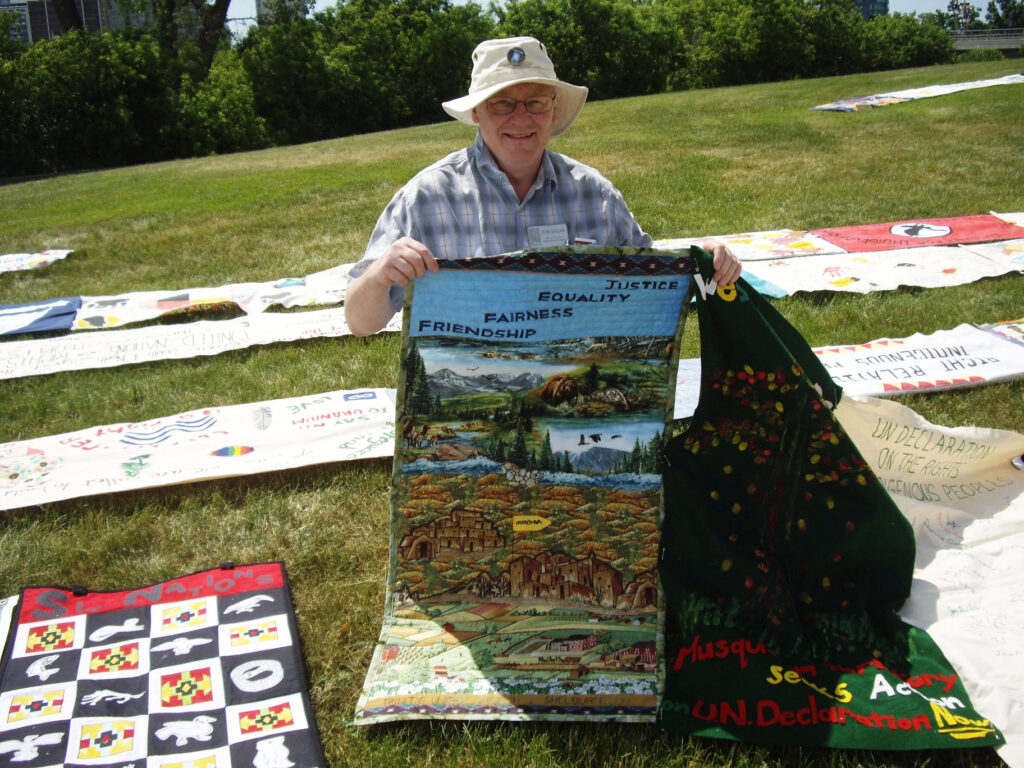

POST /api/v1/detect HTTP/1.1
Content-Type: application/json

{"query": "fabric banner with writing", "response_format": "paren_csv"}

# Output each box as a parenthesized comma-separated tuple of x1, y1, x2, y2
(0, 308, 401, 381)
(810, 72, 1024, 112)
(740, 244, 1017, 296)
(673, 321, 1024, 420)
(0, 251, 72, 274)
(653, 230, 845, 261)
(837, 394, 1024, 768)
(1, 298, 81, 337)
(810, 214, 1024, 253)
(657, 252, 1002, 751)
(0, 563, 325, 767)
(71, 264, 352, 330)
(0, 389, 395, 511)
(355, 247, 695, 724)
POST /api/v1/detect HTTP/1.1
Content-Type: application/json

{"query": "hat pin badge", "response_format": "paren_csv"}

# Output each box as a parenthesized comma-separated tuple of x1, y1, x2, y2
(507, 47, 526, 65)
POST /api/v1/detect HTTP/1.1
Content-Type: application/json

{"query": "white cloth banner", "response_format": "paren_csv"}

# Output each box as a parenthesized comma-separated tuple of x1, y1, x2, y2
(0, 250, 72, 273)
(0, 388, 396, 511)
(72, 263, 353, 329)
(673, 322, 1024, 419)
(741, 243, 1015, 295)
(837, 394, 1024, 768)
(961, 238, 1024, 272)
(0, 307, 402, 380)
(994, 211, 1024, 228)
(654, 229, 845, 261)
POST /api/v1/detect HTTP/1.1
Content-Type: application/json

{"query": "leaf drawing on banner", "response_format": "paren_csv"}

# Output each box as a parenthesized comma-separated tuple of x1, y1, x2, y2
(252, 406, 273, 431)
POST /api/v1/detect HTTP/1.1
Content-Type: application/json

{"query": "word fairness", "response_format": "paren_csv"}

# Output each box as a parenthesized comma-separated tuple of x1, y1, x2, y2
(416, 278, 683, 339)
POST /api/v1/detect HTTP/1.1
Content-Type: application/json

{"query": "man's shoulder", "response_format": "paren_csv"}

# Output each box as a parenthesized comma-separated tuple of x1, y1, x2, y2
(406, 146, 474, 188)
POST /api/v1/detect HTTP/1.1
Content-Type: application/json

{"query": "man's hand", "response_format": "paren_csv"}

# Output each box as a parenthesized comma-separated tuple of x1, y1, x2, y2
(698, 238, 742, 286)
(366, 237, 439, 288)
(345, 237, 439, 337)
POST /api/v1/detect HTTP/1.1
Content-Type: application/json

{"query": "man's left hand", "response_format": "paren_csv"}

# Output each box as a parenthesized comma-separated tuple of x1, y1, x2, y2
(698, 238, 742, 286)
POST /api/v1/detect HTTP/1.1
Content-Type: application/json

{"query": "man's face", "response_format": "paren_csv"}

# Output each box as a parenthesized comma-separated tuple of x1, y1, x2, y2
(472, 83, 558, 183)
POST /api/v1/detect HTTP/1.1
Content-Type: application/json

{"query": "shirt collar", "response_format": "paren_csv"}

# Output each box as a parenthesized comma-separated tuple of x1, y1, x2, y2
(472, 132, 557, 198)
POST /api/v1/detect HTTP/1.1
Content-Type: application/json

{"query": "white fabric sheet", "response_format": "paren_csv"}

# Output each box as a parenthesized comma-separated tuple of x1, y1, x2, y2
(838, 394, 1024, 768)
(0, 307, 402, 380)
(0, 388, 395, 511)
(73, 264, 352, 330)
(0, 250, 72, 273)
(673, 322, 1024, 419)
(742, 244, 1015, 295)
(654, 229, 845, 261)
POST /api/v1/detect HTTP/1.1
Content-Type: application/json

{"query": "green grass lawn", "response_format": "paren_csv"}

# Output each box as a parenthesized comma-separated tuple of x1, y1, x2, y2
(1, 60, 1022, 767)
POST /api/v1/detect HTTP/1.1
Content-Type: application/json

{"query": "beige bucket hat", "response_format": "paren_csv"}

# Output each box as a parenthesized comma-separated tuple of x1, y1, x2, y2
(442, 37, 589, 137)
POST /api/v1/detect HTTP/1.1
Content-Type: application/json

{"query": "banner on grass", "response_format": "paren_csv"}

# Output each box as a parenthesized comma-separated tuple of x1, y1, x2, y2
(654, 230, 845, 261)
(0, 307, 401, 381)
(0, 563, 326, 767)
(810, 214, 1024, 253)
(71, 265, 352, 330)
(1, 298, 81, 337)
(355, 246, 695, 724)
(811, 73, 1024, 112)
(838, 394, 1024, 768)
(0, 388, 395, 511)
(0, 250, 72, 274)
(657, 259, 1002, 752)
(741, 243, 1017, 296)
(673, 321, 1024, 420)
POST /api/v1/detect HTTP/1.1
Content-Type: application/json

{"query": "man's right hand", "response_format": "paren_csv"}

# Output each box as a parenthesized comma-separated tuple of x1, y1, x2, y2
(345, 237, 439, 337)
(365, 237, 439, 288)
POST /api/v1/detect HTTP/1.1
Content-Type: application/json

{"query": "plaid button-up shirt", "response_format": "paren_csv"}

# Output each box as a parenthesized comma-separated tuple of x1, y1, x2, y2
(351, 133, 652, 311)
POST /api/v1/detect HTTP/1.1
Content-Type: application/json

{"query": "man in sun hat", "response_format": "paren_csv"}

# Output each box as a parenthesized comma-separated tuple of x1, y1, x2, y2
(346, 36, 741, 336)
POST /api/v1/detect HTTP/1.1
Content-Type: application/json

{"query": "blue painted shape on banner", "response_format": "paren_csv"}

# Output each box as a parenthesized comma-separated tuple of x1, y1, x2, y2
(410, 271, 690, 341)
(343, 391, 377, 400)
(742, 272, 788, 299)
(0, 297, 82, 336)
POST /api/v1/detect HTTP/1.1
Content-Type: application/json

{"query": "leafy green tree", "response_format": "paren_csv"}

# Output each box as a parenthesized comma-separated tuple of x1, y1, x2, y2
(540, 430, 555, 470)
(985, 0, 1024, 26)
(494, 0, 677, 99)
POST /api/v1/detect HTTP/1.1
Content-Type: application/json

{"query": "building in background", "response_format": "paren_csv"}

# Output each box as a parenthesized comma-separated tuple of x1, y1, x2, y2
(1, 0, 149, 43)
(856, 0, 889, 19)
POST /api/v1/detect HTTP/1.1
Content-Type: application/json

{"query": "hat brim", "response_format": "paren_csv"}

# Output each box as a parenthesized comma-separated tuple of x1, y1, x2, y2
(442, 79, 588, 137)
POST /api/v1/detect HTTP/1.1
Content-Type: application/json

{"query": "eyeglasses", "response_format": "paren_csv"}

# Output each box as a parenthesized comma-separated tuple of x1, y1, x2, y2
(484, 94, 557, 115)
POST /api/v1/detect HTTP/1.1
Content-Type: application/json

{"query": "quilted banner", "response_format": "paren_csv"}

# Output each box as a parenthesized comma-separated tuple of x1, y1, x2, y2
(810, 214, 1024, 253)
(355, 247, 695, 724)
(0, 251, 72, 274)
(1, 298, 81, 337)
(0, 388, 395, 511)
(740, 244, 1016, 296)
(0, 563, 325, 767)
(810, 72, 1024, 112)
(838, 394, 1024, 768)
(673, 321, 1024, 420)
(0, 308, 401, 381)
(657, 251, 1002, 751)
(71, 264, 352, 330)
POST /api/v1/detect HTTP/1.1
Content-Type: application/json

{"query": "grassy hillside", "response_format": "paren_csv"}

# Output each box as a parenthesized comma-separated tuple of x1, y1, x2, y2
(0, 60, 1021, 767)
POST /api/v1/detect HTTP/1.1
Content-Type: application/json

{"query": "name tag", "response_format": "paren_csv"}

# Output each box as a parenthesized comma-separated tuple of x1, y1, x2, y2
(528, 224, 569, 248)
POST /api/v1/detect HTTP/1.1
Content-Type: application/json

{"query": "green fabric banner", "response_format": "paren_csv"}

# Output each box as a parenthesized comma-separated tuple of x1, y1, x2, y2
(658, 250, 1003, 750)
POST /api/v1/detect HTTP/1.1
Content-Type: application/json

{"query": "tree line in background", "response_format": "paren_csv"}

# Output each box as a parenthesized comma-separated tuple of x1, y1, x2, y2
(0, 0, 1019, 177)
